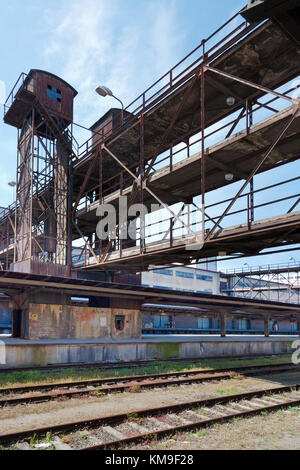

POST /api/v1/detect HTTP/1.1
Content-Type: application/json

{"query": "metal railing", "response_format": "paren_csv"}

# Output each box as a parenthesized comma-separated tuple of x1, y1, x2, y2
(76, 8, 254, 162)
(225, 261, 300, 276)
(74, 78, 300, 218)
(73, 174, 300, 267)
(3, 72, 28, 116)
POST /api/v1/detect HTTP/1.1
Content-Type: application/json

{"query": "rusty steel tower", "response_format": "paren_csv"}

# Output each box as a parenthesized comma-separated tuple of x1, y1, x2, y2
(3, 70, 77, 276)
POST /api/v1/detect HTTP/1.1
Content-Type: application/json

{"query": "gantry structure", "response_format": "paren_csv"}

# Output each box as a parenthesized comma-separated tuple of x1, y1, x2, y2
(1, 0, 300, 278)
(223, 261, 300, 303)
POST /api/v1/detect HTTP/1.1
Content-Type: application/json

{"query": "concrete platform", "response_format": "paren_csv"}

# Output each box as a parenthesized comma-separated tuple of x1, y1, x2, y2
(0, 335, 298, 369)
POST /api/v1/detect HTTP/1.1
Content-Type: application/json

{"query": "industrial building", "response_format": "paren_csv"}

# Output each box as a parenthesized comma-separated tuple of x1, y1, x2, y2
(0, 0, 300, 367)
(141, 262, 300, 334)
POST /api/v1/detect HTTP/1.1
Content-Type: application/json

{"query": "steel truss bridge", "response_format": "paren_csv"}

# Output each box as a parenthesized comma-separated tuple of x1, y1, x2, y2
(1, 0, 300, 276)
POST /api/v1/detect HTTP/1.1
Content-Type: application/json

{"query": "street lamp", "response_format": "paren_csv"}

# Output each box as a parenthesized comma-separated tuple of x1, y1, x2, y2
(95, 86, 124, 124)
(226, 96, 236, 107)
(289, 257, 296, 264)
(225, 173, 234, 182)
(8, 181, 16, 204)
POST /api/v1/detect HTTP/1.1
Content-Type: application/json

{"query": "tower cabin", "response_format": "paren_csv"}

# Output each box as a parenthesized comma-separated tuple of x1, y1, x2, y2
(90, 108, 132, 148)
(4, 69, 77, 131)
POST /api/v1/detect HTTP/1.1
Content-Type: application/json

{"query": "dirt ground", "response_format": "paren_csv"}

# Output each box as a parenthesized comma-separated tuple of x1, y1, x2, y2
(129, 408, 300, 450)
(1, 370, 300, 441)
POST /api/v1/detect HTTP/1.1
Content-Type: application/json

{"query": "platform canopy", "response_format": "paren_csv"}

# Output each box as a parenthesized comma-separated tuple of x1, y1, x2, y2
(0, 271, 299, 319)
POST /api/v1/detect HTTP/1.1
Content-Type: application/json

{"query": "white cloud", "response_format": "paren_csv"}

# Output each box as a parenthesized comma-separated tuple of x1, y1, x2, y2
(43, 0, 184, 133)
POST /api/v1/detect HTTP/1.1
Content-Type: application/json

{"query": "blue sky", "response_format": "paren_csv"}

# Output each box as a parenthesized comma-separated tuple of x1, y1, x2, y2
(0, 0, 298, 271)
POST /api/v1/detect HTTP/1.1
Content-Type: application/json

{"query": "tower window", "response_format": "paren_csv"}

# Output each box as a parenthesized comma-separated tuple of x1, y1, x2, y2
(47, 84, 62, 103)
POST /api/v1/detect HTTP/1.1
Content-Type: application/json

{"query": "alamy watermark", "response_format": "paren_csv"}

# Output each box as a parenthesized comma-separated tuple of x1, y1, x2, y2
(292, 340, 300, 365)
(95, 196, 204, 251)
(0, 341, 6, 365)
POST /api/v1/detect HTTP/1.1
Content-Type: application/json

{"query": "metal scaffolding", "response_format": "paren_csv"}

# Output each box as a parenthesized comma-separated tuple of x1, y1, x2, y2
(70, 8, 300, 272)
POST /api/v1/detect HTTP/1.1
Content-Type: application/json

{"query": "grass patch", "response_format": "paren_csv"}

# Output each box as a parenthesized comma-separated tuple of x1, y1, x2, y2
(0, 355, 292, 389)
(216, 387, 240, 396)
(29, 433, 39, 447)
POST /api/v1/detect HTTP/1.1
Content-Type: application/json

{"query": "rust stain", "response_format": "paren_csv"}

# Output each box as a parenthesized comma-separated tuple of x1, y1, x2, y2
(76, 311, 96, 323)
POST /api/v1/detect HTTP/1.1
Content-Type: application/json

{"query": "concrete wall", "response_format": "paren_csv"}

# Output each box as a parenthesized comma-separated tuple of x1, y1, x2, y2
(1, 338, 295, 368)
(22, 304, 141, 340)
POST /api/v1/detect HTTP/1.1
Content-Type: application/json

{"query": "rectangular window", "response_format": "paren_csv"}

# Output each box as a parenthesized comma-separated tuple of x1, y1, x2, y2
(47, 84, 62, 103)
(153, 315, 172, 328)
(198, 318, 211, 329)
(115, 315, 125, 331)
(233, 319, 249, 330)
(153, 285, 173, 290)
(196, 274, 213, 282)
(176, 271, 194, 279)
(153, 269, 173, 276)
(291, 322, 299, 332)
(177, 288, 194, 293)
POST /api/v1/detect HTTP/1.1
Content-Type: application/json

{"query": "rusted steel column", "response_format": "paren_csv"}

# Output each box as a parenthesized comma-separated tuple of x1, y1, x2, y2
(200, 65, 206, 241)
(67, 154, 73, 269)
(140, 114, 145, 254)
(220, 314, 226, 338)
(264, 316, 270, 338)
(99, 148, 103, 257)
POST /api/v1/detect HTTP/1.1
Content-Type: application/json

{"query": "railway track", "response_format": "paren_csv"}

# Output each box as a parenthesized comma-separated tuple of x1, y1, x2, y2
(0, 362, 299, 407)
(1, 382, 300, 450)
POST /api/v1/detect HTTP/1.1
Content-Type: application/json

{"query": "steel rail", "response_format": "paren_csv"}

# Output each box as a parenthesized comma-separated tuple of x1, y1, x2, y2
(82, 390, 300, 451)
(1, 382, 300, 447)
(0, 363, 299, 407)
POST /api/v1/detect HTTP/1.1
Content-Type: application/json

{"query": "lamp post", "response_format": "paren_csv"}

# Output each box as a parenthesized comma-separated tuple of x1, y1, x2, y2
(95, 86, 124, 124)
(8, 181, 16, 205)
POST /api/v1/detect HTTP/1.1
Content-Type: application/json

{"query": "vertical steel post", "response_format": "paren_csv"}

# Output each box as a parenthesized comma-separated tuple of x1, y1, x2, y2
(220, 313, 226, 338)
(200, 65, 206, 242)
(264, 315, 270, 338)
(140, 114, 145, 255)
(99, 148, 103, 258)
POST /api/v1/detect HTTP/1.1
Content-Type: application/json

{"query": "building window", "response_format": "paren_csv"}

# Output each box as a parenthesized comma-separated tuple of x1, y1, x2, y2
(153, 285, 173, 290)
(153, 269, 173, 276)
(196, 274, 213, 282)
(220, 281, 228, 291)
(154, 315, 173, 328)
(198, 317, 211, 329)
(115, 315, 125, 331)
(47, 84, 62, 103)
(291, 322, 299, 332)
(176, 271, 194, 279)
(233, 319, 250, 330)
